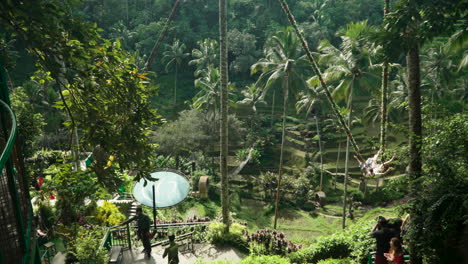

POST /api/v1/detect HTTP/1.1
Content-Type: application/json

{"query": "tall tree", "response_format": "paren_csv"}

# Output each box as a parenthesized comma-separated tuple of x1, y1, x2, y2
(0, 0, 158, 185)
(219, 0, 230, 232)
(193, 66, 222, 118)
(163, 39, 189, 105)
(277, 0, 366, 163)
(309, 22, 378, 210)
(309, 21, 378, 107)
(342, 109, 351, 229)
(189, 39, 219, 77)
(251, 28, 308, 229)
(380, 0, 466, 262)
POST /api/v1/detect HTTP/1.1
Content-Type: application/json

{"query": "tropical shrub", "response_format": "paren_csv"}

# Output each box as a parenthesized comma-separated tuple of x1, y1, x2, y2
(344, 221, 374, 264)
(289, 234, 351, 264)
(96, 201, 126, 226)
(236, 148, 261, 164)
(43, 164, 100, 224)
(193, 255, 291, 264)
(247, 229, 302, 256)
(406, 114, 467, 264)
(206, 222, 248, 252)
(35, 201, 57, 230)
(361, 177, 409, 205)
(316, 258, 357, 264)
(288, 220, 374, 264)
(240, 255, 292, 264)
(67, 226, 108, 264)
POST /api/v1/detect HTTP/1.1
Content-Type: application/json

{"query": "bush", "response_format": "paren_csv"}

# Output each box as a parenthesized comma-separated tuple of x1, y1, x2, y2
(206, 222, 248, 252)
(316, 258, 356, 264)
(361, 177, 408, 206)
(36, 201, 57, 230)
(406, 114, 468, 264)
(289, 234, 351, 264)
(96, 201, 126, 226)
(240, 255, 291, 264)
(247, 229, 302, 256)
(343, 221, 374, 264)
(287, 219, 374, 264)
(67, 227, 108, 264)
(193, 255, 291, 264)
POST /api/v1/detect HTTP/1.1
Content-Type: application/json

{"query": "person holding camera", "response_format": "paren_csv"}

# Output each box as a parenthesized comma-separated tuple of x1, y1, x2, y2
(371, 216, 399, 264)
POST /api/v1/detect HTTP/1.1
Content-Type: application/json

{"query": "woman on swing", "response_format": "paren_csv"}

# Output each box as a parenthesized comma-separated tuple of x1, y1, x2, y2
(357, 150, 395, 177)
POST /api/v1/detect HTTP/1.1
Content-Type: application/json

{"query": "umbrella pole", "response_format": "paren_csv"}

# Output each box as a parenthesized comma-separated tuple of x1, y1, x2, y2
(152, 185, 157, 230)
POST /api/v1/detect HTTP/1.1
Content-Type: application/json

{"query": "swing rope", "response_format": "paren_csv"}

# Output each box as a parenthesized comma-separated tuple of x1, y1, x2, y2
(145, 0, 181, 72)
(277, 0, 365, 163)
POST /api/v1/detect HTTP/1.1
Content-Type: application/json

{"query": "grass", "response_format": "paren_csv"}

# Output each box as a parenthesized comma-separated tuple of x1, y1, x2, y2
(277, 209, 342, 245)
(149, 187, 400, 248)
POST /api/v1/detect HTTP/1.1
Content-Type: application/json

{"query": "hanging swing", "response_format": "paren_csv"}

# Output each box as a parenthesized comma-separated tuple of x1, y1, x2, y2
(277, 0, 396, 179)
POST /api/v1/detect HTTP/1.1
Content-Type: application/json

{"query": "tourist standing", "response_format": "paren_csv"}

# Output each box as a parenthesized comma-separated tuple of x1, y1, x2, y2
(163, 233, 179, 264)
(120, 207, 152, 259)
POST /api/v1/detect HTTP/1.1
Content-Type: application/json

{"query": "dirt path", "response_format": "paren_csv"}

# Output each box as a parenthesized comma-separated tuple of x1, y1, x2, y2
(316, 212, 342, 219)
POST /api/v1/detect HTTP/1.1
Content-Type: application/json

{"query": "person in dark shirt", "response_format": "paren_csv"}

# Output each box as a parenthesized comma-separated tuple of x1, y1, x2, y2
(371, 216, 398, 264)
(121, 207, 152, 259)
(163, 233, 179, 264)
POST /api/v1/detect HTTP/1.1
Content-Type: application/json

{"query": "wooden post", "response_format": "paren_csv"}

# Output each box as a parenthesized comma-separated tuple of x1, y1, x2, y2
(126, 223, 132, 250)
(152, 185, 157, 230)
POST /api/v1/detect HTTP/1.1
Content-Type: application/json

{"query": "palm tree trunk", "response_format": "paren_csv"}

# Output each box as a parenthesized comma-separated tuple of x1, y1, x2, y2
(271, 90, 276, 129)
(334, 132, 342, 190)
(315, 115, 324, 191)
(278, 0, 364, 163)
(145, 0, 181, 72)
(379, 0, 390, 158)
(125, 0, 129, 26)
(407, 43, 423, 264)
(342, 113, 351, 229)
(274, 77, 289, 230)
(219, 0, 230, 232)
(174, 65, 178, 105)
(343, 95, 353, 229)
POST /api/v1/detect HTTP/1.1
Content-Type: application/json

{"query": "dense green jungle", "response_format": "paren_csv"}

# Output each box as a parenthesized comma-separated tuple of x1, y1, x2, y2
(0, 0, 466, 264)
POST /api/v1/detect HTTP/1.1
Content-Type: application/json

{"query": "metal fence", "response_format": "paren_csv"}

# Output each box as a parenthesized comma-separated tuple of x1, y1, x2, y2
(0, 61, 39, 264)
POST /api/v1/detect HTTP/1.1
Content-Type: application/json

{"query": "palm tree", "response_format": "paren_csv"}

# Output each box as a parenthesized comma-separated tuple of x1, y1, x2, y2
(219, 0, 229, 232)
(193, 66, 235, 117)
(363, 64, 406, 126)
(421, 44, 456, 131)
(251, 28, 309, 229)
(237, 84, 266, 131)
(295, 87, 328, 191)
(189, 39, 219, 77)
(238, 84, 265, 113)
(163, 39, 189, 104)
(277, 0, 366, 164)
(193, 66, 220, 118)
(309, 21, 379, 107)
(109, 21, 136, 50)
(445, 29, 468, 71)
(309, 21, 378, 228)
